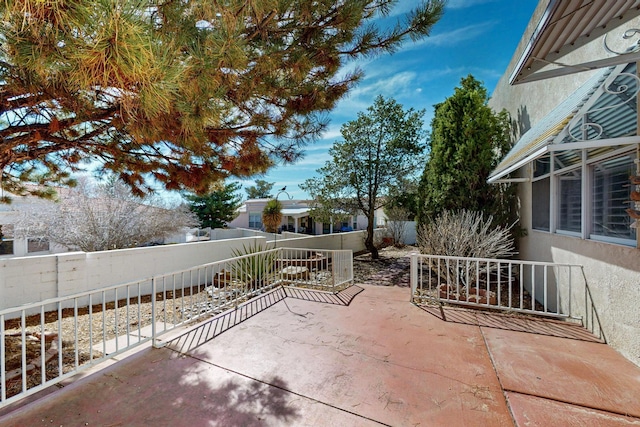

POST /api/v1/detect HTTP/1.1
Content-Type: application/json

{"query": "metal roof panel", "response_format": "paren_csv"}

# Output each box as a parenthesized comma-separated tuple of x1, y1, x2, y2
(510, 0, 640, 84)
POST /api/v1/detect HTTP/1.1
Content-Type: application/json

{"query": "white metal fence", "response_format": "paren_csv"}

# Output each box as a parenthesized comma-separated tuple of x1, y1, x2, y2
(0, 247, 352, 408)
(410, 253, 593, 321)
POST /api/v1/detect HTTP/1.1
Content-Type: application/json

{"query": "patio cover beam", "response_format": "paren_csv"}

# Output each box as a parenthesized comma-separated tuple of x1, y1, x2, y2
(488, 135, 640, 183)
(510, 0, 640, 85)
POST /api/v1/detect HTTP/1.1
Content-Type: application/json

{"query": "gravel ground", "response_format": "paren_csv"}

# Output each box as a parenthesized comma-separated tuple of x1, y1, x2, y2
(353, 245, 416, 287)
(3, 246, 417, 399)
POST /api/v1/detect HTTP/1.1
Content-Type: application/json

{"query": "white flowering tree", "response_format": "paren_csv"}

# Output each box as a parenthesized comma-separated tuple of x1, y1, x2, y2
(15, 179, 199, 252)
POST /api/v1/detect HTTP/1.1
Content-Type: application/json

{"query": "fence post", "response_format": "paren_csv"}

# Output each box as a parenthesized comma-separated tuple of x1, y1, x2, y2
(151, 277, 159, 348)
(410, 251, 418, 303)
(332, 250, 336, 293)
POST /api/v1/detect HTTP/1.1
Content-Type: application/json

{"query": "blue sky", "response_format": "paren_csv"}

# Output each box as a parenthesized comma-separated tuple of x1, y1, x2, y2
(237, 0, 539, 200)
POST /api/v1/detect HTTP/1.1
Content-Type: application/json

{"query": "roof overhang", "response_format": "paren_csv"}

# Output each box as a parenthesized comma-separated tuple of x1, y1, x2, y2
(510, 0, 640, 85)
(488, 135, 640, 183)
(281, 207, 310, 218)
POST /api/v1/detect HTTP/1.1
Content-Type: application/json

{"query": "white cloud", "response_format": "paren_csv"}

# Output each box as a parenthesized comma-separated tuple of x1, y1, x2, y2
(318, 127, 342, 141)
(447, 0, 498, 10)
(287, 152, 332, 167)
(352, 71, 416, 98)
(387, 1, 416, 17)
(396, 20, 497, 53)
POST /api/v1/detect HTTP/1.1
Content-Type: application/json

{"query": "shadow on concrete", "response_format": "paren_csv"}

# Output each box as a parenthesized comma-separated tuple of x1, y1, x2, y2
(169, 354, 302, 427)
(284, 285, 364, 306)
(199, 375, 301, 426)
(167, 288, 287, 354)
(167, 286, 364, 355)
(418, 303, 602, 343)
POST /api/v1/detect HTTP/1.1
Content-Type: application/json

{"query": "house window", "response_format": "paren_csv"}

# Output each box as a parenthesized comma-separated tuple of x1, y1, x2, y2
(248, 213, 262, 229)
(322, 222, 331, 234)
(0, 224, 14, 255)
(557, 169, 582, 234)
(532, 177, 550, 231)
(531, 149, 637, 246)
(28, 238, 50, 253)
(591, 154, 636, 243)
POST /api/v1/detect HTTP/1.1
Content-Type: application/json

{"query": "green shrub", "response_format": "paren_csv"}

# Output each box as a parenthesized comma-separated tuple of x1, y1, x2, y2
(231, 244, 278, 290)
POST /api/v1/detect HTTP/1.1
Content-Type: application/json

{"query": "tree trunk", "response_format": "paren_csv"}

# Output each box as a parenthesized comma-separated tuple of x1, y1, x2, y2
(365, 215, 379, 259)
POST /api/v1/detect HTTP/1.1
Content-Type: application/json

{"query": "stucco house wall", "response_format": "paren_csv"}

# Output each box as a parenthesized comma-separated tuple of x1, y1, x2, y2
(229, 199, 387, 234)
(488, 1, 640, 366)
(514, 166, 640, 364)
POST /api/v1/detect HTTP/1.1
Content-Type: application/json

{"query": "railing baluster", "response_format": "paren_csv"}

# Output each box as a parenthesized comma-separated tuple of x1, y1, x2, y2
(137, 283, 142, 343)
(40, 306, 46, 386)
(543, 266, 548, 313)
(21, 311, 26, 393)
(475, 261, 480, 303)
(89, 294, 93, 362)
(532, 265, 536, 311)
(180, 272, 185, 324)
(508, 262, 513, 309)
(152, 277, 157, 347)
(126, 287, 130, 348)
(74, 298, 79, 369)
(410, 252, 417, 301)
(568, 267, 572, 318)
(497, 262, 501, 308)
(172, 274, 177, 326)
(162, 276, 167, 331)
(57, 302, 62, 383)
(555, 266, 560, 316)
(102, 291, 106, 357)
(114, 288, 119, 352)
(520, 264, 524, 310)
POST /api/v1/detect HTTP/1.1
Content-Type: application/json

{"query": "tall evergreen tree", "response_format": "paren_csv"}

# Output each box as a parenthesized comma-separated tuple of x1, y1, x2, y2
(185, 182, 242, 229)
(302, 95, 427, 259)
(0, 0, 445, 199)
(245, 180, 274, 199)
(418, 75, 515, 227)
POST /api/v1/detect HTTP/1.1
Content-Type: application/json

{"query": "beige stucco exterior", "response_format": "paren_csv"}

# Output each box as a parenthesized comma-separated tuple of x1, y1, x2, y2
(518, 172, 640, 365)
(489, 1, 640, 366)
(229, 198, 387, 235)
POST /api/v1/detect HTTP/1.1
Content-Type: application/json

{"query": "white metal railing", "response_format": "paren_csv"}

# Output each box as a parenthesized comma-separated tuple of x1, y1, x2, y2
(0, 247, 352, 408)
(410, 253, 586, 320)
(276, 248, 353, 292)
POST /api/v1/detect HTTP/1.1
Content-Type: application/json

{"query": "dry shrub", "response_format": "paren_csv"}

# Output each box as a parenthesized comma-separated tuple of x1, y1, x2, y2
(385, 205, 410, 247)
(417, 210, 516, 286)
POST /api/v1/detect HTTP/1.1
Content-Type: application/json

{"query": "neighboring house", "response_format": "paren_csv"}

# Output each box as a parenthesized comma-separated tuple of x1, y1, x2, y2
(488, 0, 640, 366)
(228, 198, 386, 234)
(0, 191, 60, 257)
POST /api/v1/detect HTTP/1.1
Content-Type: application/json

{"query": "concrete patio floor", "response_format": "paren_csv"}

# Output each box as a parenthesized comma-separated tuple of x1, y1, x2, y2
(1, 284, 640, 426)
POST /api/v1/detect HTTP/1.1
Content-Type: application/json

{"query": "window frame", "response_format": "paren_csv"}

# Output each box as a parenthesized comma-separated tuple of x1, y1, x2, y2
(588, 150, 637, 245)
(555, 166, 583, 237)
(27, 238, 50, 254)
(530, 147, 637, 247)
(248, 212, 262, 230)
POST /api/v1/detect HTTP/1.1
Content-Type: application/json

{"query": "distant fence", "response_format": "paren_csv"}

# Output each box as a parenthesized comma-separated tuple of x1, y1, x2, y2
(0, 229, 379, 310)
